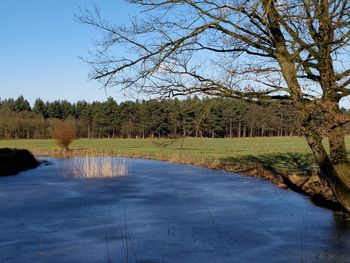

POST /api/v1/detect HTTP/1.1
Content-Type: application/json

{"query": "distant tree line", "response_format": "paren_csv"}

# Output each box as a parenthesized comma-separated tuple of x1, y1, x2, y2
(0, 95, 315, 139)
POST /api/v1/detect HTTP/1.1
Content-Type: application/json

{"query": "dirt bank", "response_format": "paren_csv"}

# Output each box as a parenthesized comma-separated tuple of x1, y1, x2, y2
(0, 148, 39, 176)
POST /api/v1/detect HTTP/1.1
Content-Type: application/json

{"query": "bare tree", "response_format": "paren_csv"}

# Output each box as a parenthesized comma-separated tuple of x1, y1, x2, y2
(80, 0, 350, 212)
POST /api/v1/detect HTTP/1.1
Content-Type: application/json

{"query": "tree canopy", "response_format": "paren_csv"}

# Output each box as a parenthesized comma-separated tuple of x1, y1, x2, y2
(0, 95, 301, 139)
(80, 1, 350, 103)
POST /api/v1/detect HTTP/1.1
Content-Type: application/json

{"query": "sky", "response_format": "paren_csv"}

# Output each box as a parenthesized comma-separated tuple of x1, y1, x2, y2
(0, 0, 138, 105)
(1, 1, 350, 108)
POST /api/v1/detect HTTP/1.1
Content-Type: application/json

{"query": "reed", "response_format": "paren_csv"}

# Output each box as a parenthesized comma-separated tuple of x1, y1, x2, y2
(66, 155, 127, 178)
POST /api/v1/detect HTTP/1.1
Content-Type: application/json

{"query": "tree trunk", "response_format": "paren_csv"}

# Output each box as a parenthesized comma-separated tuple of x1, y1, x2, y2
(275, 57, 350, 211)
(329, 126, 348, 164)
(305, 130, 350, 212)
(238, 121, 241, 138)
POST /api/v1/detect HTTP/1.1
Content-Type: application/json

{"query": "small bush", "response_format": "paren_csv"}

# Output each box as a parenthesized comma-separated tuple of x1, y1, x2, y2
(0, 148, 39, 176)
(51, 119, 76, 152)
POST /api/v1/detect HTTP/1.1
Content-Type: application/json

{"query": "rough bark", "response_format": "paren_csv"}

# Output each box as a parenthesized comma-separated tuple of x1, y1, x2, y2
(305, 131, 350, 212)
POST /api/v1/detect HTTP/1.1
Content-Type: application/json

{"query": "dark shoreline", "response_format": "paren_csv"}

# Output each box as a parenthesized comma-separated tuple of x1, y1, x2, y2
(0, 148, 39, 176)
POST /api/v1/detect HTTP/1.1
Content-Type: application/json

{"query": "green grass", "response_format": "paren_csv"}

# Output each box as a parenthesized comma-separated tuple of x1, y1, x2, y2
(0, 136, 347, 175)
(0, 136, 311, 158)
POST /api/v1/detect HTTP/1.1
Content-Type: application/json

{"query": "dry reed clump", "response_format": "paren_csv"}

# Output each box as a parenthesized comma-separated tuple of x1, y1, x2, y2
(66, 156, 128, 178)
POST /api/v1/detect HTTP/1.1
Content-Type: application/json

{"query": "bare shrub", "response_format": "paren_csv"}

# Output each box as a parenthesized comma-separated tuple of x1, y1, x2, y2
(51, 119, 76, 152)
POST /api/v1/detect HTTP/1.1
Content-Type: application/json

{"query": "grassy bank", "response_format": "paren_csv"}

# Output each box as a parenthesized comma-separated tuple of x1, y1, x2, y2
(0, 136, 313, 159)
(0, 137, 333, 175)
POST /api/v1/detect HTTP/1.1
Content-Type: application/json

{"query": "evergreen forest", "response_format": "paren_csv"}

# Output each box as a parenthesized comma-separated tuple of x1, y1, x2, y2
(0, 95, 326, 139)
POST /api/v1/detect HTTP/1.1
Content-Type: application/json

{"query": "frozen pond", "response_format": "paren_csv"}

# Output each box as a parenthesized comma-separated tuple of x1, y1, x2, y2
(0, 157, 349, 262)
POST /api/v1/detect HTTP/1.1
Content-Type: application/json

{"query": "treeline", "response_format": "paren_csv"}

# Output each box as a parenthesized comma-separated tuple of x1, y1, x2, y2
(0, 95, 302, 139)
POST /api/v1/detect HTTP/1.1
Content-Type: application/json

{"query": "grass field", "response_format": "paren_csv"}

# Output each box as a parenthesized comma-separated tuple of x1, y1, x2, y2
(0, 137, 313, 159)
(0, 136, 343, 176)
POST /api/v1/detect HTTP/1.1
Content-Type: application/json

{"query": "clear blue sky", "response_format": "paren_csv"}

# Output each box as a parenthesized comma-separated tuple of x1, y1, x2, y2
(1, 1, 350, 108)
(0, 0, 137, 105)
